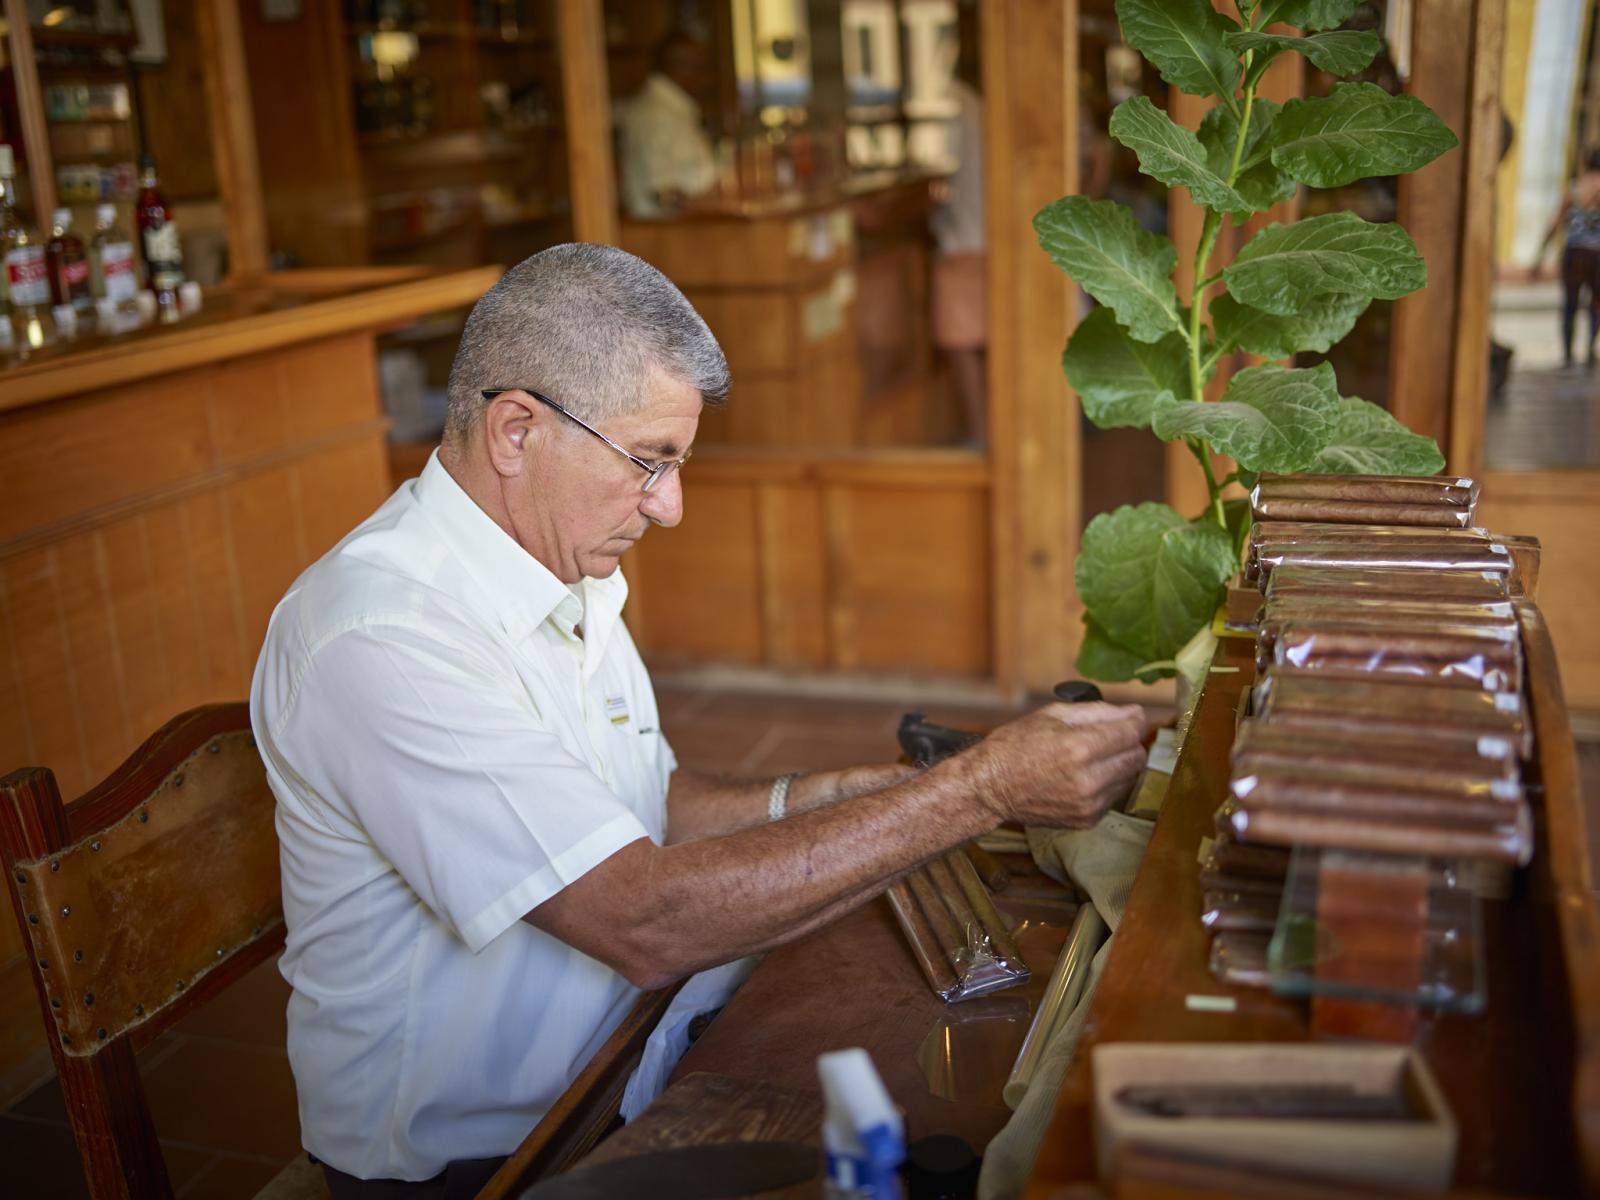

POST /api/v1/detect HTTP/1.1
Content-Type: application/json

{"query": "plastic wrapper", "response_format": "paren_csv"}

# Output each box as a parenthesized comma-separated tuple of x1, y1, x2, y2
(1261, 564, 1510, 602)
(1247, 540, 1515, 585)
(1208, 930, 1273, 989)
(1232, 742, 1523, 802)
(1251, 497, 1477, 527)
(1251, 671, 1531, 758)
(1232, 719, 1521, 780)
(886, 851, 1030, 1003)
(1250, 521, 1493, 552)
(1232, 767, 1523, 823)
(1200, 889, 1281, 933)
(1252, 473, 1480, 509)
(1227, 803, 1531, 865)
(1265, 622, 1523, 693)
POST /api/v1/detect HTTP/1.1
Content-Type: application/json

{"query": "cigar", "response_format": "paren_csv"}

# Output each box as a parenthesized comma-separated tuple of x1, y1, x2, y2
(1262, 594, 1517, 626)
(1232, 748, 1523, 802)
(1199, 890, 1281, 933)
(943, 851, 1023, 967)
(1208, 930, 1273, 988)
(1228, 805, 1532, 863)
(1250, 521, 1488, 547)
(906, 864, 969, 974)
(926, 855, 999, 963)
(1230, 772, 1522, 828)
(886, 881, 961, 998)
(1251, 498, 1477, 527)
(1203, 836, 1292, 880)
(1263, 564, 1510, 601)
(1233, 720, 1521, 775)
(1267, 655, 1518, 693)
(1114, 1082, 1416, 1120)
(1253, 544, 1515, 581)
(1254, 671, 1527, 735)
(963, 841, 1010, 892)
(1253, 473, 1479, 508)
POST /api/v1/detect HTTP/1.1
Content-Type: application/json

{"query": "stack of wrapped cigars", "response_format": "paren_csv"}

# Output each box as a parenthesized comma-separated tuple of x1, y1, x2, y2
(1203, 473, 1539, 990)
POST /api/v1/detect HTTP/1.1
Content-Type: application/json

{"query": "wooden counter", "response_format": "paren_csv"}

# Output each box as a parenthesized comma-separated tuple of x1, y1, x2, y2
(0, 264, 498, 1102)
(1025, 612, 1600, 1198)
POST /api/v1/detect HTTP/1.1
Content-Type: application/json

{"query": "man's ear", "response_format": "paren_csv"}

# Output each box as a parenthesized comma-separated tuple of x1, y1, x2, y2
(483, 391, 541, 478)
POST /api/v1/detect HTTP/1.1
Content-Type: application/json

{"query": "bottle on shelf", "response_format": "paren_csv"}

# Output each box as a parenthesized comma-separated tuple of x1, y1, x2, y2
(90, 202, 140, 330)
(0, 143, 57, 353)
(136, 153, 184, 323)
(47, 207, 95, 332)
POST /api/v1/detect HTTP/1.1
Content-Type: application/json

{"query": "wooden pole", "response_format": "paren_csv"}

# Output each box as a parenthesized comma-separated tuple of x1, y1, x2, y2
(3, 0, 57, 222)
(195, 0, 271, 278)
(558, 0, 620, 246)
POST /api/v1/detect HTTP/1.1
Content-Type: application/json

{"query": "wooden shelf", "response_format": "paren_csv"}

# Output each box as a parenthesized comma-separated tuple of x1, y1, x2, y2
(344, 21, 549, 47)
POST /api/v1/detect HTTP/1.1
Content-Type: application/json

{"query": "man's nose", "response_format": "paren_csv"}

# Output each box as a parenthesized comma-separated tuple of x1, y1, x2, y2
(640, 468, 685, 528)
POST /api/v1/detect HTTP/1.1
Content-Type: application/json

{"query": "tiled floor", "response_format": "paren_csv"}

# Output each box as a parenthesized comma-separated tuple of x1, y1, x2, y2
(8, 678, 1599, 1196)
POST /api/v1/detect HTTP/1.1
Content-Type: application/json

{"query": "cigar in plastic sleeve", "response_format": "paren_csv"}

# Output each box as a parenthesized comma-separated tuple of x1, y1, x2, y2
(1230, 747, 1524, 802)
(1262, 564, 1510, 601)
(1228, 804, 1532, 864)
(1208, 930, 1273, 988)
(905, 866, 969, 975)
(1251, 498, 1477, 527)
(1199, 889, 1280, 933)
(1231, 719, 1521, 777)
(1249, 520, 1490, 547)
(941, 851, 1024, 968)
(962, 842, 1010, 892)
(925, 856, 991, 959)
(1250, 542, 1515, 584)
(885, 880, 960, 999)
(1252, 472, 1480, 509)
(1230, 770, 1523, 826)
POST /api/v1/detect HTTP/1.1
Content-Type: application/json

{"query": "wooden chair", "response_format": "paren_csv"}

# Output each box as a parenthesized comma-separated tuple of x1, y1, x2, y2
(0, 703, 325, 1200)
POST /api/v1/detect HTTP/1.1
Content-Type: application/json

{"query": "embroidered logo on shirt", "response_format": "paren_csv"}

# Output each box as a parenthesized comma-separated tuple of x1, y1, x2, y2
(605, 695, 631, 726)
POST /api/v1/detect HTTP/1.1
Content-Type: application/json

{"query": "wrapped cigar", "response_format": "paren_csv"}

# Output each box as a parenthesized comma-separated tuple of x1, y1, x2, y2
(1263, 564, 1510, 602)
(1231, 771, 1523, 827)
(1253, 473, 1479, 509)
(1202, 834, 1293, 880)
(886, 880, 961, 1000)
(963, 841, 1011, 892)
(1199, 889, 1281, 933)
(933, 853, 1025, 970)
(1251, 497, 1477, 527)
(906, 866, 969, 974)
(1229, 804, 1532, 864)
(1261, 594, 1517, 623)
(1208, 930, 1274, 989)
(890, 862, 1029, 1003)
(1232, 747, 1522, 802)
(1264, 623, 1522, 693)
(1232, 719, 1521, 777)
(1250, 520, 1489, 546)
(1250, 542, 1515, 584)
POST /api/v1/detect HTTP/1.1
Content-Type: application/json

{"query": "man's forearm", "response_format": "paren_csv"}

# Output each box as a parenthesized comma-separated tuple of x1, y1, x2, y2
(665, 763, 918, 843)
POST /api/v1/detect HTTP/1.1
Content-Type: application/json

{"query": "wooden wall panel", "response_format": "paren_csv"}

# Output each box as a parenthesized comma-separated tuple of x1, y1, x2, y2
(757, 485, 829, 667)
(0, 334, 393, 1100)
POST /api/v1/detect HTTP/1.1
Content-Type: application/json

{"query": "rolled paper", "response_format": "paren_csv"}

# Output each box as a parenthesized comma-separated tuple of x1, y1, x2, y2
(886, 880, 960, 999)
(1253, 473, 1479, 508)
(943, 851, 1023, 968)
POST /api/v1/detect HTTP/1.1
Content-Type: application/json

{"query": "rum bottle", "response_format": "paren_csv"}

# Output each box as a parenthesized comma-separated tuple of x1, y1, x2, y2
(47, 207, 94, 319)
(136, 154, 184, 322)
(0, 143, 55, 351)
(90, 202, 140, 324)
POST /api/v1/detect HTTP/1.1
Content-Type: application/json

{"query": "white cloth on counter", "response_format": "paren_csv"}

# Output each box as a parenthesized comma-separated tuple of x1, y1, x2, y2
(619, 954, 762, 1121)
(977, 811, 1155, 1200)
(251, 450, 675, 1182)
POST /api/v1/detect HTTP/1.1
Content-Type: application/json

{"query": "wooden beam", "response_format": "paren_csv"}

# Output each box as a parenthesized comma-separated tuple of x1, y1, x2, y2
(3, 0, 56, 222)
(558, 0, 620, 245)
(982, 0, 1079, 696)
(195, 0, 271, 278)
(1389, 0, 1474, 449)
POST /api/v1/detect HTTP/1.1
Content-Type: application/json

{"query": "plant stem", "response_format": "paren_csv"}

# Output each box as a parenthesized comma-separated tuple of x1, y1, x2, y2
(1185, 65, 1258, 532)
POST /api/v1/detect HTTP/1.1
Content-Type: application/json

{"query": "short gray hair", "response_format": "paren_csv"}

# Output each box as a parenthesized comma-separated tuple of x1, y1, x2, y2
(444, 244, 729, 437)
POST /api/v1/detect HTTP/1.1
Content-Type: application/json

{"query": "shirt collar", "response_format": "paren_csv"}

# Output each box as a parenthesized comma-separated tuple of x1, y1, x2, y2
(412, 450, 630, 654)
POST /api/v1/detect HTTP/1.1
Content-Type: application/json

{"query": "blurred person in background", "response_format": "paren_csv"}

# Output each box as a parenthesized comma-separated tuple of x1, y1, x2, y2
(1534, 148, 1600, 370)
(617, 31, 717, 219)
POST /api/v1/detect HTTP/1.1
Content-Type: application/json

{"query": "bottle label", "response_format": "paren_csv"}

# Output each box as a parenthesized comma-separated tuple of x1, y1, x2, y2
(5, 247, 50, 307)
(62, 258, 91, 291)
(143, 222, 182, 271)
(102, 243, 138, 302)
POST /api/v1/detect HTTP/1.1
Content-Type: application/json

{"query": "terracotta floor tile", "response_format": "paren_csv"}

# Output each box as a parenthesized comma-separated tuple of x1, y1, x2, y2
(139, 1036, 302, 1161)
(0, 1114, 89, 1199)
(168, 955, 290, 1048)
(175, 1153, 288, 1200)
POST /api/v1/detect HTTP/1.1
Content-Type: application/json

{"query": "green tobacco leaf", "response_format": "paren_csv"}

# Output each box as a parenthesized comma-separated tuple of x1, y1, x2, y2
(1034, 196, 1182, 342)
(1223, 212, 1426, 314)
(1077, 503, 1239, 663)
(1311, 396, 1446, 474)
(1198, 100, 1297, 217)
(1115, 0, 1241, 104)
(1063, 306, 1190, 430)
(1271, 83, 1459, 189)
(1211, 290, 1370, 358)
(1110, 96, 1247, 213)
(1258, 0, 1358, 31)
(1077, 613, 1169, 683)
(1224, 30, 1380, 86)
(1151, 362, 1341, 472)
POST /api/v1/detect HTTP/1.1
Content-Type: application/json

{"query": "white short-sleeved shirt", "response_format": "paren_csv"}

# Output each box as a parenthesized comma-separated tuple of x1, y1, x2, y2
(249, 451, 676, 1181)
(616, 73, 717, 218)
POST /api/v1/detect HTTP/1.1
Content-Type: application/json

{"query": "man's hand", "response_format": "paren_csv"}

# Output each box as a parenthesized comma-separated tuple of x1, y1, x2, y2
(955, 701, 1148, 829)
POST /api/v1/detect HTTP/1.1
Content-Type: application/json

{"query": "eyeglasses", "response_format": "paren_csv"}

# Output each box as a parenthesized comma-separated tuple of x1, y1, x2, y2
(482, 388, 692, 493)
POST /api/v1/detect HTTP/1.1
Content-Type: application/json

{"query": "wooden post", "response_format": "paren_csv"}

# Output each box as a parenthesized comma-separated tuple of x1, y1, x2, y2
(1388, 0, 1473, 450)
(195, 0, 271, 278)
(1448, 0, 1505, 475)
(558, 0, 620, 246)
(3, 0, 56, 222)
(982, 0, 1079, 695)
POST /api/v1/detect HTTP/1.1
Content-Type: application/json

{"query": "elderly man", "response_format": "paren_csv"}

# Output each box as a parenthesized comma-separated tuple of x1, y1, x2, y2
(251, 244, 1146, 1198)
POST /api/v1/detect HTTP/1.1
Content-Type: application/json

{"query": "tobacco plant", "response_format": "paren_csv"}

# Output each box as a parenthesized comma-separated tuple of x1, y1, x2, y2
(1037, 0, 1456, 684)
